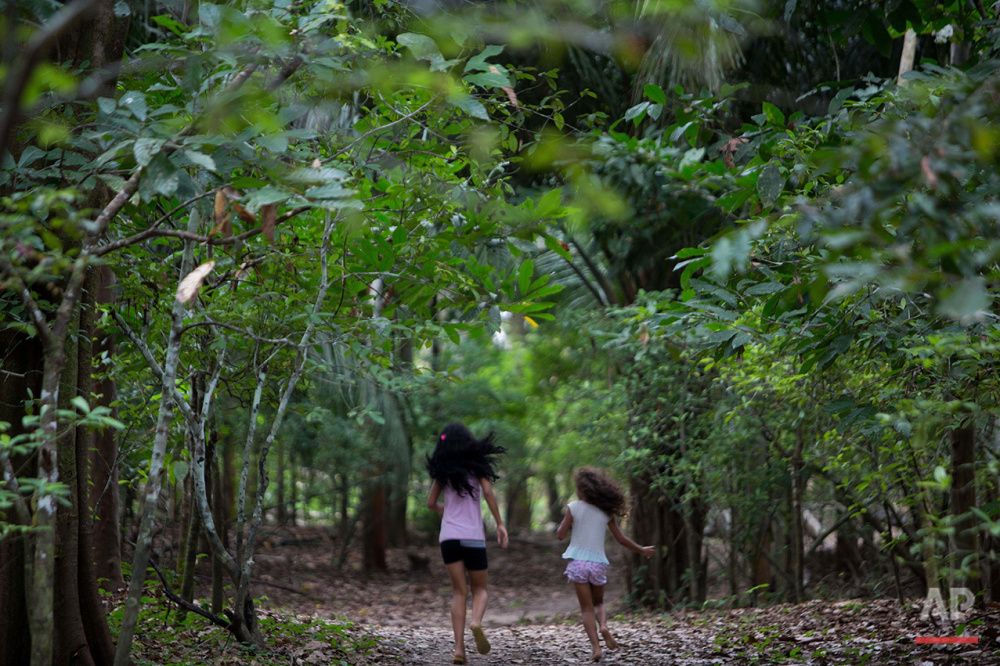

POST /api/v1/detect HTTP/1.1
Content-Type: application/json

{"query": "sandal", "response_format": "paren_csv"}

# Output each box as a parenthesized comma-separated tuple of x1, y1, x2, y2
(471, 625, 491, 655)
(453, 656, 467, 665)
(600, 627, 618, 649)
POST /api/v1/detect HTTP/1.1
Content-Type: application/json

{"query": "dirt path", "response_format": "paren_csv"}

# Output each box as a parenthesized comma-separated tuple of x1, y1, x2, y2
(246, 528, 999, 665)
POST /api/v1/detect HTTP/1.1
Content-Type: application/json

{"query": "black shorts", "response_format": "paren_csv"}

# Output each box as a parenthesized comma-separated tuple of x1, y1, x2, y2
(440, 539, 488, 571)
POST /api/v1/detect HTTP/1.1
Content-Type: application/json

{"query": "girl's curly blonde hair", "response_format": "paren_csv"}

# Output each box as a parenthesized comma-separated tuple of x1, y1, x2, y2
(574, 466, 627, 518)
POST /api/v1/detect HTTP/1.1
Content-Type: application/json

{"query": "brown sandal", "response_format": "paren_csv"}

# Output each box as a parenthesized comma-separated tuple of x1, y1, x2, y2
(471, 625, 491, 655)
(453, 655, 467, 665)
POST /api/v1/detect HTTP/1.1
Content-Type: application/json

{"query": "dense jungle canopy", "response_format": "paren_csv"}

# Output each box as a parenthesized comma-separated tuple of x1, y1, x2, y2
(2, 0, 1000, 664)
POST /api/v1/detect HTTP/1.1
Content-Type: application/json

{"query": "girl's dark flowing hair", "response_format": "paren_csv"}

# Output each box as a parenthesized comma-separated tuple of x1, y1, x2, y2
(574, 466, 627, 518)
(426, 423, 506, 496)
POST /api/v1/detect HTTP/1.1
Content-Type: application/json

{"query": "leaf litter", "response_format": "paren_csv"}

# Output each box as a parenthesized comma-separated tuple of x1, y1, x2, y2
(125, 526, 999, 665)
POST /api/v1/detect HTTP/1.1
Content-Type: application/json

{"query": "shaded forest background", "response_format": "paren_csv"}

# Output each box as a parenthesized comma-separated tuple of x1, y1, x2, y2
(3, 0, 1000, 665)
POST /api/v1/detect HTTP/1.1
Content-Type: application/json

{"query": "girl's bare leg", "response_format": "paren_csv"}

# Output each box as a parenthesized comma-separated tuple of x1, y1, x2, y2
(469, 568, 489, 627)
(468, 568, 491, 654)
(592, 584, 617, 648)
(573, 582, 602, 661)
(445, 561, 469, 661)
(592, 583, 606, 629)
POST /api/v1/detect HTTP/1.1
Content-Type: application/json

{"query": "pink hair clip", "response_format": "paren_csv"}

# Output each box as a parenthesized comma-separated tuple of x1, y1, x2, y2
(441, 434, 446, 440)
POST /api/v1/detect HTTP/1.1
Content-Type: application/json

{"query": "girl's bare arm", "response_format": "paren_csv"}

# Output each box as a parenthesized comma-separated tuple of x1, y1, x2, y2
(608, 519, 654, 558)
(557, 508, 573, 540)
(480, 478, 509, 548)
(427, 480, 444, 515)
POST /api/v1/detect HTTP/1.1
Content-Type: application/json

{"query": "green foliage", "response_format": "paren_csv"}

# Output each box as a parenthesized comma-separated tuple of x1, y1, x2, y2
(107, 589, 378, 665)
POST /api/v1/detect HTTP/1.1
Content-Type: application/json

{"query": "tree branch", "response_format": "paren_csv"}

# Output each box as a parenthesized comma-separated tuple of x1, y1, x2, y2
(148, 554, 232, 630)
(94, 205, 311, 256)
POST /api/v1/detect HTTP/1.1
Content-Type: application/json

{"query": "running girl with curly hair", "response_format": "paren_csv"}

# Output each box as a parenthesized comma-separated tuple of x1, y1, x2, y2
(557, 466, 654, 662)
(426, 423, 509, 664)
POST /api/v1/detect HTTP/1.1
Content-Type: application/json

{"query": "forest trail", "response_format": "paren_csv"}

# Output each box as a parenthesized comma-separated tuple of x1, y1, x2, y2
(245, 528, 998, 665)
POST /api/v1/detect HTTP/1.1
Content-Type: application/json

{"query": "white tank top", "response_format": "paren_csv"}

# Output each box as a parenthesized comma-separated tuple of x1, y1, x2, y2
(562, 500, 610, 564)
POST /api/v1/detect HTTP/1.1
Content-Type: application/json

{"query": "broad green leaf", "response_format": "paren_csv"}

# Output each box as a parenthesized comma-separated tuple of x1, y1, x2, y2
(397, 33, 450, 70)
(183, 149, 216, 172)
(244, 186, 291, 209)
(762, 102, 785, 127)
(120, 91, 148, 121)
(544, 235, 571, 260)
(536, 188, 562, 217)
(757, 163, 784, 207)
(745, 282, 785, 296)
(144, 152, 180, 197)
(465, 71, 510, 88)
(172, 460, 189, 485)
(518, 259, 534, 295)
(448, 94, 489, 120)
(465, 45, 504, 72)
(828, 86, 854, 114)
(644, 84, 666, 105)
(133, 138, 165, 168)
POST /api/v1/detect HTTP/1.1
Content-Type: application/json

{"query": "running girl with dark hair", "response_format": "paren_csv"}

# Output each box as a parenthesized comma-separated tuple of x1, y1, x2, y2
(557, 466, 654, 662)
(426, 423, 509, 664)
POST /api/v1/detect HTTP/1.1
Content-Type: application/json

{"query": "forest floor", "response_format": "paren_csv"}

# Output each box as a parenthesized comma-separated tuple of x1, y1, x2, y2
(128, 526, 1000, 665)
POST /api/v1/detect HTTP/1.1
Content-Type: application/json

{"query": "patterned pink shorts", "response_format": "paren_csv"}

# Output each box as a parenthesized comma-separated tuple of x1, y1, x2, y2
(565, 560, 608, 585)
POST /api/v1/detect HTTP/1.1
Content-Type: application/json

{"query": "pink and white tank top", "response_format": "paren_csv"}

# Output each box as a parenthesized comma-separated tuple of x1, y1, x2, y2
(439, 477, 486, 543)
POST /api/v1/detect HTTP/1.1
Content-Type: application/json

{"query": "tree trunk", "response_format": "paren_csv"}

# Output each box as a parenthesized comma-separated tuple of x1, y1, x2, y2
(504, 473, 532, 535)
(629, 475, 696, 608)
(897, 28, 917, 86)
(176, 472, 193, 574)
(114, 214, 199, 666)
(276, 440, 287, 526)
(89, 269, 124, 592)
(0, 269, 116, 666)
(289, 459, 298, 527)
(176, 483, 203, 623)
(0, 331, 42, 666)
(338, 474, 351, 542)
(951, 420, 979, 596)
(544, 473, 563, 525)
(210, 430, 227, 614)
(363, 470, 388, 573)
(789, 423, 805, 603)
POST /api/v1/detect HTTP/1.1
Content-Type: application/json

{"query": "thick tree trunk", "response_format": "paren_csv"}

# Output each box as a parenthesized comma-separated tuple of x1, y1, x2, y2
(0, 330, 42, 666)
(544, 473, 563, 525)
(504, 473, 532, 535)
(0, 269, 116, 666)
(363, 472, 388, 573)
(629, 476, 697, 608)
(88, 268, 125, 592)
(951, 420, 979, 596)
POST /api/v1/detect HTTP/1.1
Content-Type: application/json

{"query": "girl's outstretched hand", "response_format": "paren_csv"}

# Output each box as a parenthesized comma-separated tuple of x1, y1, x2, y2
(640, 545, 654, 559)
(497, 524, 509, 549)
